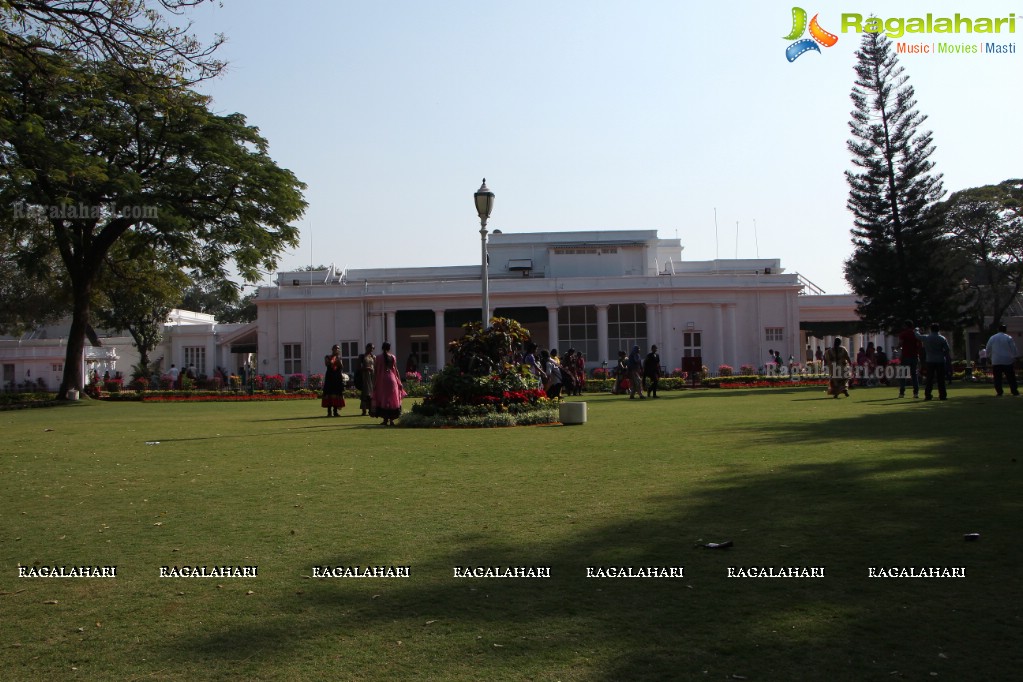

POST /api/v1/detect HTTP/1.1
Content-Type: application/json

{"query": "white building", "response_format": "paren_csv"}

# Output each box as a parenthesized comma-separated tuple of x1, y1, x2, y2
(0, 310, 253, 391)
(255, 230, 822, 376)
(4, 230, 877, 390)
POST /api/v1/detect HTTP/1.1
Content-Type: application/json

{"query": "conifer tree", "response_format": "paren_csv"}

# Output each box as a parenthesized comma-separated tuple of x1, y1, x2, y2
(843, 32, 959, 332)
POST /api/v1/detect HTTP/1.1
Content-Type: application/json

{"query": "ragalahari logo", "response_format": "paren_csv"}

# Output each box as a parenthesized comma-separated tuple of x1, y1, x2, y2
(784, 7, 839, 61)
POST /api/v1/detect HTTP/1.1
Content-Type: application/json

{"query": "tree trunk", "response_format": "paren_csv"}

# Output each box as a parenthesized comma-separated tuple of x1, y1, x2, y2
(58, 283, 92, 400)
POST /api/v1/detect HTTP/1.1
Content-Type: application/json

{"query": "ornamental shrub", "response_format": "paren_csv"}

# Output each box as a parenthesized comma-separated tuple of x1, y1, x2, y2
(410, 317, 557, 427)
(263, 374, 285, 391)
(717, 365, 734, 377)
(307, 373, 323, 391)
(447, 317, 532, 376)
(287, 373, 306, 391)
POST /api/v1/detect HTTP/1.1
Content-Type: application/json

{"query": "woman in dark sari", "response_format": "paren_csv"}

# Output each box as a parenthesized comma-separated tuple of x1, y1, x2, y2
(321, 344, 346, 417)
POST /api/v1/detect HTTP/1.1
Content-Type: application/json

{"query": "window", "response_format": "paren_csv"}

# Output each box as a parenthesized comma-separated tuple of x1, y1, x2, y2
(558, 305, 598, 362)
(339, 341, 359, 374)
(283, 343, 302, 375)
(409, 337, 430, 371)
(765, 327, 784, 342)
(682, 332, 702, 359)
(183, 346, 206, 376)
(51, 363, 63, 373)
(607, 303, 647, 360)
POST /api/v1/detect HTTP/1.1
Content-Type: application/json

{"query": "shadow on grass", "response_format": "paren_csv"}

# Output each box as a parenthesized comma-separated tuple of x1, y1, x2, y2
(160, 393, 1022, 680)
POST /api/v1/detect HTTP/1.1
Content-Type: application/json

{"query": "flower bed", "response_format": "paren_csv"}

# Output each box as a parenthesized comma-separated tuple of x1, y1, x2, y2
(701, 374, 829, 388)
(132, 390, 318, 402)
(400, 405, 558, 428)
(405, 318, 559, 428)
(715, 379, 830, 389)
(0, 392, 59, 410)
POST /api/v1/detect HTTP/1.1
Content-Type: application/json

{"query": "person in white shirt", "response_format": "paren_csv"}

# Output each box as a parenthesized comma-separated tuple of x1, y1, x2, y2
(985, 325, 1019, 396)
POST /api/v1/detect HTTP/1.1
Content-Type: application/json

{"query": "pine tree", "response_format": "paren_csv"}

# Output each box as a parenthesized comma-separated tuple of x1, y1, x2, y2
(843, 32, 959, 332)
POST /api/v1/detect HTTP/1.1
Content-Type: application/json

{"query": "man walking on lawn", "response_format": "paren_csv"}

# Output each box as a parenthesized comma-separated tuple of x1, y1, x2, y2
(897, 319, 921, 398)
(918, 323, 951, 401)
(985, 325, 1020, 397)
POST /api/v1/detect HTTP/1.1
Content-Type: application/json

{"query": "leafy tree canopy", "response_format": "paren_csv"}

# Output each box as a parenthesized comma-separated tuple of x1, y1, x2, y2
(843, 32, 960, 332)
(0, 48, 306, 395)
(0, 210, 68, 334)
(937, 179, 1023, 335)
(92, 238, 190, 371)
(1, 0, 224, 81)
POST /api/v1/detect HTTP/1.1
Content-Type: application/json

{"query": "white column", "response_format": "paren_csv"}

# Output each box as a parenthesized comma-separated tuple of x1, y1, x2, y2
(725, 304, 737, 368)
(385, 311, 396, 347)
(434, 309, 446, 370)
(661, 305, 673, 369)
(647, 304, 660, 350)
(596, 305, 609, 365)
(547, 306, 559, 351)
(713, 303, 724, 369)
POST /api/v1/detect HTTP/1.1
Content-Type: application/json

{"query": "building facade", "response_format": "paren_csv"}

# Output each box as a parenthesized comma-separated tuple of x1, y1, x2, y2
(256, 230, 807, 376)
(7, 230, 899, 390)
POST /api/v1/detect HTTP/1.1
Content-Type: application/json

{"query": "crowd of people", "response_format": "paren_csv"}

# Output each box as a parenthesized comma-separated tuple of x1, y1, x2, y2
(321, 339, 672, 422)
(321, 341, 406, 425)
(318, 323, 1019, 416)
(820, 319, 1019, 400)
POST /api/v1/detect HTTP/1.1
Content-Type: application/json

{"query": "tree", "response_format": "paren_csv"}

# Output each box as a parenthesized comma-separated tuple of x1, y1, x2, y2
(0, 211, 69, 334)
(92, 241, 190, 375)
(843, 31, 960, 332)
(1, 0, 224, 81)
(178, 275, 252, 322)
(0, 49, 306, 398)
(217, 291, 257, 324)
(938, 179, 1023, 336)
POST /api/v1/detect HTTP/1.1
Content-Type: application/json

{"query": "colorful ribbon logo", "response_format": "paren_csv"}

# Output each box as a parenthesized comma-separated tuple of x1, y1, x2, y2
(784, 7, 838, 62)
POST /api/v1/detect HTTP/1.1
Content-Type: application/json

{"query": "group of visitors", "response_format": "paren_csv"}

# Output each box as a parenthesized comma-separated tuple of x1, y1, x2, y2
(852, 342, 889, 386)
(320, 342, 406, 425)
(893, 320, 956, 401)
(165, 363, 198, 389)
(828, 319, 1019, 401)
(521, 343, 587, 399)
(317, 323, 1019, 415)
(610, 344, 661, 399)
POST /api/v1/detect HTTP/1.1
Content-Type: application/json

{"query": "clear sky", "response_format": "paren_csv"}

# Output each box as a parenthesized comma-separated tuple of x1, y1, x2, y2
(191, 0, 1021, 294)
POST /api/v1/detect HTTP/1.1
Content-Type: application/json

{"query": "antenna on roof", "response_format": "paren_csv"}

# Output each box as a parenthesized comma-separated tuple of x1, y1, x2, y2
(735, 221, 739, 259)
(714, 208, 719, 260)
(753, 218, 759, 258)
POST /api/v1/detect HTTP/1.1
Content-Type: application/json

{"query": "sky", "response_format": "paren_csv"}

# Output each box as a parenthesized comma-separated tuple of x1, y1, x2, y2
(189, 0, 1022, 295)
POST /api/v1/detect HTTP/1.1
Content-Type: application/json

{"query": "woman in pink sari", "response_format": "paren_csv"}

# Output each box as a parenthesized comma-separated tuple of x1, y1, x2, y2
(372, 341, 406, 426)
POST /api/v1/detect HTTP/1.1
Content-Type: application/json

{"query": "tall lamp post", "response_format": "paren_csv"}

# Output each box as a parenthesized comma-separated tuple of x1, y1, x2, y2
(474, 178, 495, 327)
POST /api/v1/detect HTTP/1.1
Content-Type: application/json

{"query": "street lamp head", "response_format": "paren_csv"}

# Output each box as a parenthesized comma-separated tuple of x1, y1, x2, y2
(474, 178, 495, 226)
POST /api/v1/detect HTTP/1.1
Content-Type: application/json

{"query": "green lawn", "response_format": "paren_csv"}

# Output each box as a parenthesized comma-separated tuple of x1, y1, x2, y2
(2, 386, 1020, 681)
